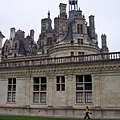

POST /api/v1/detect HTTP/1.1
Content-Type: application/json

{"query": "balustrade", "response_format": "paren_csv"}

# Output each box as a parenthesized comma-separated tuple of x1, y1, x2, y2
(0, 52, 120, 68)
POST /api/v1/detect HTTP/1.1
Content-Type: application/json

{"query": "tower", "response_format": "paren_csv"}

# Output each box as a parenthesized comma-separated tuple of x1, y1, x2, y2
(0, 31, 5, 62)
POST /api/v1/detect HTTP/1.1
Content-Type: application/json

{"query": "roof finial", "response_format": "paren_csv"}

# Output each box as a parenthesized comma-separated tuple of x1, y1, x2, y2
(48, 10, 50, 18)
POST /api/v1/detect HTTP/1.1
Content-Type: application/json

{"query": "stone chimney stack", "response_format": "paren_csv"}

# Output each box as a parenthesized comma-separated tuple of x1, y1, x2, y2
(101, 34, 109, 53)
(89, 15, 95, 39)
(10, 27, 15, 40)
(59, 3, 67, 18)
(0, 31, 5, 62)
(30, 29, 34, 41)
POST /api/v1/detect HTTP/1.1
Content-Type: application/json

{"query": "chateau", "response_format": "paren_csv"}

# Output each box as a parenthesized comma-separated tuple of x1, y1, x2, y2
(0, 0, 120, 119)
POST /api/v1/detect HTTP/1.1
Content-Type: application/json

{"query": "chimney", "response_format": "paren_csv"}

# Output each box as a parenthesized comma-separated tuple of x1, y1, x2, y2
(0, 31, 5, 62)
(89, 15, 95, 39)
(30, 29, 35, 41)
(10, 27, 15, 40)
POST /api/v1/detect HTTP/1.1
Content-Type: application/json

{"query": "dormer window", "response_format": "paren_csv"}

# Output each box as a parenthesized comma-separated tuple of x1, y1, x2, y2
(47, 37, 52, 45)
(5, 45, 8, 52)
(15, 43, 17, 50)
(77, 24, 83, 34)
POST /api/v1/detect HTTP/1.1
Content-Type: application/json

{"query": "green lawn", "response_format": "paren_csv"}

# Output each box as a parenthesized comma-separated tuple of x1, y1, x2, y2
(0, 116, 99, 120)
(0, 116, 79, 120)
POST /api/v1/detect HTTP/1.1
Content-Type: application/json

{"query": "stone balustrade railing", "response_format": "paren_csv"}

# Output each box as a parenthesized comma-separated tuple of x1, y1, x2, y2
(0, 52, 120, 68)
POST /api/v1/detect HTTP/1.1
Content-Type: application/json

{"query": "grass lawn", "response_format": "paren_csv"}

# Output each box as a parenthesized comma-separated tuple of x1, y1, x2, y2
(0, 116, 100, 120)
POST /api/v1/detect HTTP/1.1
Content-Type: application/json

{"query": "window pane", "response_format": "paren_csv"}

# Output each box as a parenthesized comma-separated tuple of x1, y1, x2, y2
(76, 92, 83, 103)
(57, 77, 60, 83)
(76, 83, 83, 90)
(33, 92, 39, 103)
(57, 84, 60, 91)
(12, 92, 16, 102)
(13, 78, 16, 84)
(8, 79, 12, 84)
(41, 85, 46, 91)
(7, 92, 11, 102)
(76, 76, 83, 82)
(8, 85, 12, 91)
(34, 78, 39, 84)
(34, 85, 39, 91)
(85, 83, 92, 90)
(61, 84, 65, 91)
(40, 92, 46, 103)
(85, 75, 92, 82)
(41, 77, 46, 83)
(61, 76, 65, 83)
(13, 85, 16, 91)
(85, 92, 92, 103)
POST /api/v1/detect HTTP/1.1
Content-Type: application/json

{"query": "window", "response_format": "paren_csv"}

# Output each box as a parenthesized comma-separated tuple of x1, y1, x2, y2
(78, 52, 84, 56)
(76, 75, 92, 103)
(5, 45, 8, 52)
(71, 52, 74, 56)
(71, 40, 74, 44)
(56, 76, 65, 91)
(33, 77, 47, 103)
(78, 39, 83, 44)
(15, 43, 17, 49)
(7, 78, 16, 102)
(77, 24, 83, 34)
(78, 52, 84, 61)
(47, 37, 52, 45)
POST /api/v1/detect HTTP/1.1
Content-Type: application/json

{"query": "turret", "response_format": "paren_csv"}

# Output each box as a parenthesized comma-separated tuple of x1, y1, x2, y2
(89, 15, 95, 39)
(101, 34, 109, 53)
(0, 31, 5, 62)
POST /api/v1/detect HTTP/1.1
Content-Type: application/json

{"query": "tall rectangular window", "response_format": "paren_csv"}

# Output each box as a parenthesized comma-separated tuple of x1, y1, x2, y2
(77, 24, 83, 34)
(33, 77, 47, 103)
(7, 78, 16, 102)
(56, 76, 65, 91)
(76, 75, 92, 103)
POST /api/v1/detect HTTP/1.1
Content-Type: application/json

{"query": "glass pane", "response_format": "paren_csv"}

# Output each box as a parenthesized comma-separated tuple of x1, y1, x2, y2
(85, 83, 92, 90)
(8, 79, 12, 84)
(13, 85, 16, 91)
(7, 92, 11, 102)
(8, 85, 12, 91)
(33, 92, 39, 103)
(56, 84, 60, 91)
(61, 84, 65, 91)
(41, 85, 46, 91)
(85, 92, 92, 103)
(12, 92, 16, 102)
(13, 78, 16, 84)
(76, 76, 83, 82)
(61, 76, 65, 83)
(41, 77, 46, 83)
(85, 75, 92, 82)
(34, 78, 39, 84)
(76, 83, 83, 90)
(34, 85, 39, 91)
(57, 77, 60, 83)
(76, 92, 83, 103)
(40, 92, 46, 103)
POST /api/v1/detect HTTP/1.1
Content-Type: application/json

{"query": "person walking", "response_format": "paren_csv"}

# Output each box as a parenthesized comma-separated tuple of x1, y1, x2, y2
(84, 106, 90, 119)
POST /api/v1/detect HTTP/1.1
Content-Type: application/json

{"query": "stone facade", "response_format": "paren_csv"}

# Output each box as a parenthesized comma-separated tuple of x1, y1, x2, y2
(0, 0, 120, 119)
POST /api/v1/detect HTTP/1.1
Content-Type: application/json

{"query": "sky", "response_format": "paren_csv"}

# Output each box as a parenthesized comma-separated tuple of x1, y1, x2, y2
(0, 0, 120, 52)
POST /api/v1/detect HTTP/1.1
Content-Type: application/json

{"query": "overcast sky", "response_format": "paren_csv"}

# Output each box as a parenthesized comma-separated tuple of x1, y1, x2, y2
(0, 0, 120, 52)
